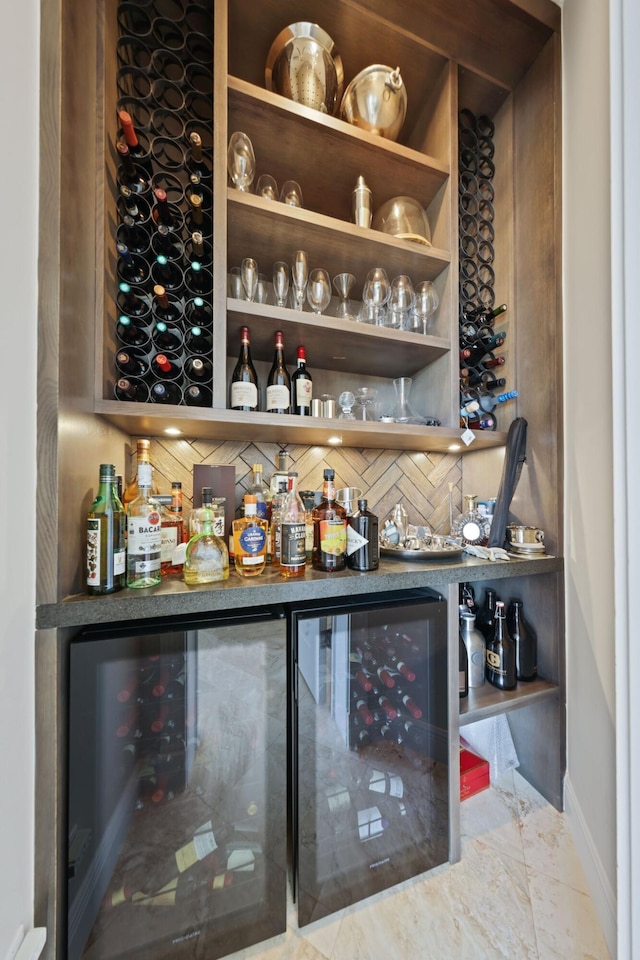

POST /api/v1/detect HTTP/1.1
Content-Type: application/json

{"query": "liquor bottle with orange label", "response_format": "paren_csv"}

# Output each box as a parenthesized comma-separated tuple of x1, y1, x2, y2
(232, 494, 268, 577)
(312, 469, 347, 572)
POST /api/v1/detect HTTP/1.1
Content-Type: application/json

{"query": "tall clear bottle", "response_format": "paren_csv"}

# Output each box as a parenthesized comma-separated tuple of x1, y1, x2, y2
(123, 439, 159, 512)
(485, 600, 516, 690)
(248, 463, 269, 520)
(312, 468, 347, 572)
(86, 463, 126, 594)
(126, 461, 162, 588)
(279, 471, 307, 578)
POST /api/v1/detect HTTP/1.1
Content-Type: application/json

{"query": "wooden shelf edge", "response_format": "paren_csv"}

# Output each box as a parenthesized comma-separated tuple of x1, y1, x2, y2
(94, 400, 508, 451)
(459, 677, 559, 726)
(228, 75, 450, 178)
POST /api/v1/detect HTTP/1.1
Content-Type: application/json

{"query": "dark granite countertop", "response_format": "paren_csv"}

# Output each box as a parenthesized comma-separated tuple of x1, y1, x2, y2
(36, 555, 563, 630)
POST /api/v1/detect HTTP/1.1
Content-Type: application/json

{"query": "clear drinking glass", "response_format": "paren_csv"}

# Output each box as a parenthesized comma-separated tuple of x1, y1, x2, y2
(306, 268, 332, 314)
(227, 131, 255, 192)
(291, 250, 309, 311)
(228, 265, 243, 299)
(280, 180, 303, 207)
(255, 274, 269, 303)
(256, 173, 278, 200)
(360, 267, 390, 325)
(273, 261, 290, 307)
(241, 257, 258, 301)
(408, 280, 439, 333)
(333, 273, 357, 321)
(386, 275, 415, 329)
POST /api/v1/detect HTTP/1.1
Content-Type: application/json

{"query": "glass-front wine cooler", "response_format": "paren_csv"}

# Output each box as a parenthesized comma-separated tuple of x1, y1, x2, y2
(290, 589, 449, 926)
(67, 609, 287, 960)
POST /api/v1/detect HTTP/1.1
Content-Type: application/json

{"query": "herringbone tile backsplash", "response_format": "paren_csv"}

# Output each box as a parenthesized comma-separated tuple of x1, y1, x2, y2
(129, 438, 462, 533)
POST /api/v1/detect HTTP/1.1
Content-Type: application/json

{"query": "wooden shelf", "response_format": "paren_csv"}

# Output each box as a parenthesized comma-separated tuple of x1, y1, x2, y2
(226, 299, 450, 378)
(227, 190, 450, 300)
(228, 77, 450, 221)
(459, 677, 559, 726)
(95, 400, 507, 451)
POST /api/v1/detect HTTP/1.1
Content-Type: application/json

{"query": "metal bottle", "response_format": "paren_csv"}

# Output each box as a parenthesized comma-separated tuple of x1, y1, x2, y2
(459, 610, 486, 687)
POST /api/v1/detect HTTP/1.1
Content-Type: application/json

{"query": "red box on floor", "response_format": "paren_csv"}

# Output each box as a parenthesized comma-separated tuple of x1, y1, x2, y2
(460, 737, 490, 800)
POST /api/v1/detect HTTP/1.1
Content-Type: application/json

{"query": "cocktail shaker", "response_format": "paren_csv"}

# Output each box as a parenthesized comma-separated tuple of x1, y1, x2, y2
(352, 175, 372, 228)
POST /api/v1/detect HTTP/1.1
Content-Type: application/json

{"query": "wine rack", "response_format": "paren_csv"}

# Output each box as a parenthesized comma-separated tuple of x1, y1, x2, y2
(111, 0, 215, 408)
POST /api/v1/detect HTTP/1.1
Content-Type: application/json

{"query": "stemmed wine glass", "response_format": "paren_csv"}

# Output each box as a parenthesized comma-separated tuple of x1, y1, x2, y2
(407, 280, 439, 333)
(273, 261, 289, 308)
(306, 268, 332, 314)
(333, 273, 357, 321)
(256, 174, 278, 200)
(360, 267, 390, 325)
(241, 257, 258, 301)
(386, 275, 415, 329)
(227, 131, 255, 192)
(291, 250, 308, 311)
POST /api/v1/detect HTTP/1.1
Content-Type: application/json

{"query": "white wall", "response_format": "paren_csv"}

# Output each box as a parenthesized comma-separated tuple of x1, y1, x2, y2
(562, 0, 618, 954)
(0, 0, 39, 955)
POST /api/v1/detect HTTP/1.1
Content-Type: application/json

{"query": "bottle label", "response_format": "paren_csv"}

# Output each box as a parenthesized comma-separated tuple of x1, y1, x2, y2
(281, 522, 306, 566)
(295, 378, 312, 407)
(127, 513, 162, 569)
(486, 649, 505, 675)
(346, 525, 369, 556)
(319, 519, 347, 556)
(238, 524, 267, 555)
(255, 499, 267, 519)
(175, 821, 217, 874)
(266, 384, 290, 411)
(87, 518, 101, 585)
(160, 526, 179, 561)
(114, 548, 126, 575)
(231, 381, 258, 408)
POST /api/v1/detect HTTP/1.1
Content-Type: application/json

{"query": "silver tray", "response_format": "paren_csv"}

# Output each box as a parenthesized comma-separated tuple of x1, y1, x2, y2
(381, 542, 464, 562)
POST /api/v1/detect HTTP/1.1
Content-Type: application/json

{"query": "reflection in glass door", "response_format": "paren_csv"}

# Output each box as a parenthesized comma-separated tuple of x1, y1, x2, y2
(292, 591, 449, 926)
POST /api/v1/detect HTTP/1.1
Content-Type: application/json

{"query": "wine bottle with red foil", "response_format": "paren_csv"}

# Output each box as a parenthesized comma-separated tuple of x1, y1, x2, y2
(266, 331, 291, 414)
(394, 684, 423, 719)
(291, 345, 312, 415)
(486, 600, 516, 690)
(118, 109, 151, 173)
(152, 352, 181, 381)
(351, 688, 374, 726)
(507, 599, 537, 681)
(229, 326, 259, 411)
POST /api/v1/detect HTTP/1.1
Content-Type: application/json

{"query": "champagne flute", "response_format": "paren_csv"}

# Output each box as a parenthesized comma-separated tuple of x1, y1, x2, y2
(273, 261, 290, 308)
(241, 257, 258, 301)
(306, 268, 332, 314)
(227, 131, 255, 192)
(291, 250, 308, 311)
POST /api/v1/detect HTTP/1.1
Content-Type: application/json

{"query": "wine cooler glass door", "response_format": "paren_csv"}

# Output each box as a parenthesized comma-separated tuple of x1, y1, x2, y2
(292, 591, 449, 927)
(67, 614, 287, 960)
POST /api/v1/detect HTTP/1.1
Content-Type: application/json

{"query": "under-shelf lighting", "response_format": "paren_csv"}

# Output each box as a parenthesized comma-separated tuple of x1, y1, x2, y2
(164, 427, 182, 436)
(327, 435, 342, 445)
(448, 443, 461, 451)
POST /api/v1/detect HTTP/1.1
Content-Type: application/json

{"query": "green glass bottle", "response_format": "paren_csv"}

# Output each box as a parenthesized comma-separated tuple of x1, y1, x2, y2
(86, 463, 126, 594)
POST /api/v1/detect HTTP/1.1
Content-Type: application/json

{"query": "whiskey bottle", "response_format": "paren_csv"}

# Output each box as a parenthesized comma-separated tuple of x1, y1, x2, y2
(279, 472, 306, 578)
(160, 482, 186, 576)
(312, 469, 347, 572)
(485, 600, 517, 690)
(86, 463, 126, 594)
(126, 461, 162, 588)
(233, 495, 268, 577)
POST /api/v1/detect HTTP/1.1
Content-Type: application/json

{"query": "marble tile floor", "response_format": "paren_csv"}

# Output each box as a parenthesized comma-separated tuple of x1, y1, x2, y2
(228, 769, 610, 960)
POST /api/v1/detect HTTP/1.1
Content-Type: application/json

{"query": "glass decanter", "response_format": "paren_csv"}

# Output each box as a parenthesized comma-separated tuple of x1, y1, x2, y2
(451, 494, 491, 546)
(389, 377, 441, 426)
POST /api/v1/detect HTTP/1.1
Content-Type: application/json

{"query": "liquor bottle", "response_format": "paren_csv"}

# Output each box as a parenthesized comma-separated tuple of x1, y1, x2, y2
(118, 109, 151, 171)
(507, 599, 537, 681)
(299, 489, 317, 561)
(183, 508, 229, 585)
(460, 610, 486, 687)
(291, 345, 313, 415)
(247, 463, 269, 520)
(266, 331, 291, 414)
(229, 326, 259, 411)
(183, 325, 213, 356)
(279, 472, 307, 578)
(312, 469, 347, 572)
(347, 498, 379, 571)
(485, 600, 516, 690)
(451, 494, 491, 546)
(184, 356, 213, 382)
(123, 439, 159, 511)
(475, 587, 498, 640)
(232, 495, 268, 577)
(152, 284, 182, 325)
(116, 141, 149, 195)
(86, 463, 126, 594)
(126, 461, 162, 588)
(268, 448, 292, 500)
(189, 488, 225, 539)
(160, 482, 187, 576)
(151, 381, 182, 404)
(268, 480, 287, 566)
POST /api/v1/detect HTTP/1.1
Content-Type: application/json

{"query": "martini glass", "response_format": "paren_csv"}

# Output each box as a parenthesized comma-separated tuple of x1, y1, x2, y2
(332, 273, 357, 321)
(354, 386, 378, 420)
